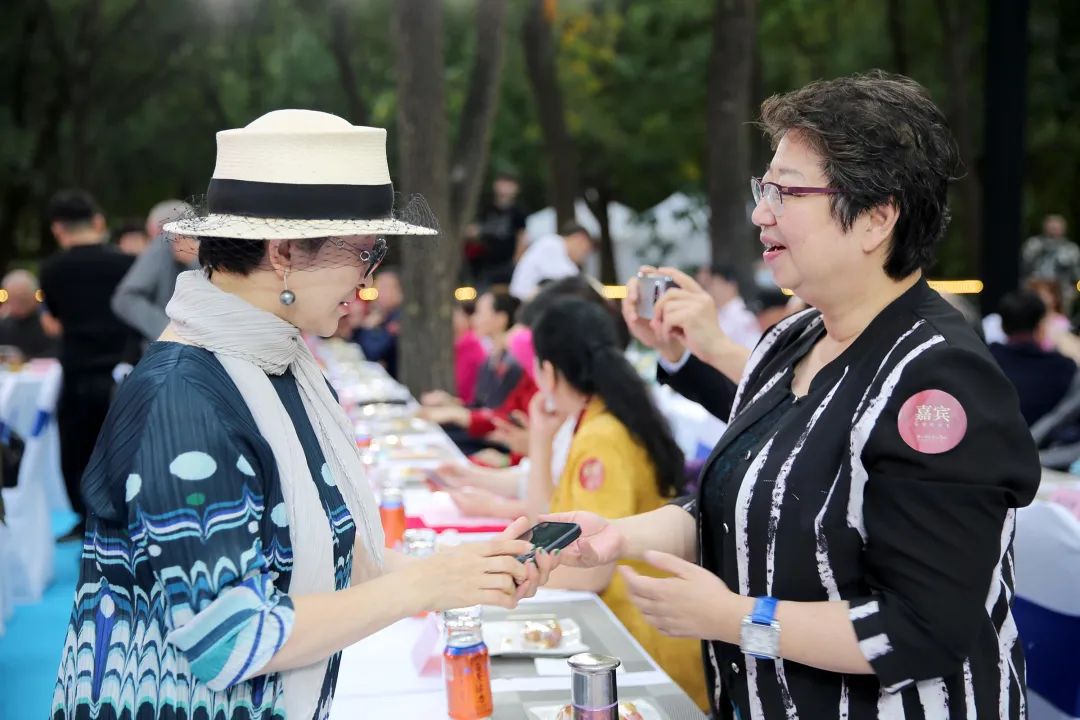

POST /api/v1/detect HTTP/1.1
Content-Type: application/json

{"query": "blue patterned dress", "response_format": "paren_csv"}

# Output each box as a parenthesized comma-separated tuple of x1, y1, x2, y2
(52, 342, 356, 720)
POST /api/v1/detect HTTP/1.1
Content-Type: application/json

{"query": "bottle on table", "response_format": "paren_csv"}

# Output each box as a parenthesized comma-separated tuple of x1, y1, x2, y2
(379, 484, 407, 550)
(443, 608, 493, 720)
(403, 528, 438, 618)
(403, 528, 438, 557)
(567, 653, 622, 719)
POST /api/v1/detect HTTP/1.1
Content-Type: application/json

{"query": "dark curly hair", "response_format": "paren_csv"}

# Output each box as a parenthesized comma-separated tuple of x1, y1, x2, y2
(759, 70, 961, 279)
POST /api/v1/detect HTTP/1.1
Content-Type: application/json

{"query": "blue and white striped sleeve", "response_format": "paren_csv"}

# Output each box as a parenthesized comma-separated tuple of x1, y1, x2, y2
(127, 383, 295, 691)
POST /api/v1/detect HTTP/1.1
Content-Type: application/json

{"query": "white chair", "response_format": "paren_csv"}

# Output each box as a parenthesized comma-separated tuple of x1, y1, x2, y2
(1014, 500, 1080, 720)
(0, 366, 62, 606)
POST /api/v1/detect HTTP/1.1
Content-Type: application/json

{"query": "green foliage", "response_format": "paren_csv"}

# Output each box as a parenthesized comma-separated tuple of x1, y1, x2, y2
(552, 0, 712, 209)
(0, 0, 1076, 280)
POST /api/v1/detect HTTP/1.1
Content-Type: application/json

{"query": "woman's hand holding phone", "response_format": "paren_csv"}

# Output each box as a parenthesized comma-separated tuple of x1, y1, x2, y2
(395, 520, 560, 613)
(538, 511, 626, 567)
(402, 537, 533, 612)
(500, 516, 560, 601)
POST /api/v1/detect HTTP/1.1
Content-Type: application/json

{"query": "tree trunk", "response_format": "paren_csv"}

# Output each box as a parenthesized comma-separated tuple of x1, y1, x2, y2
(937, 0, 982, 276)
(886, 0, 909, 75)
(584, 185, 617, 284)
(327, 1, 369, 126)
(393, 0, 456, 396)
(449, 0, 510, 239)
(522, 0, 579, 227)
(980, 0, 1030, 312)
(706, 0, 758, 288)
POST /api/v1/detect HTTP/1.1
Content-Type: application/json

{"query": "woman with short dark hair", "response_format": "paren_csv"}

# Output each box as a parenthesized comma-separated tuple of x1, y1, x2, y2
(548, 71, 1040, 719)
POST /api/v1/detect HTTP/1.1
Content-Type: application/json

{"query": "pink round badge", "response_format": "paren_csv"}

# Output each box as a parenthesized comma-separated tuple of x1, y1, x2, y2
(896, 389, 968, 454)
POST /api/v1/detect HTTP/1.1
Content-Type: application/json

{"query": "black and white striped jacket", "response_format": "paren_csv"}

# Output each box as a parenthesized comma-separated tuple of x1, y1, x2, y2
(666, 279, 1040, 720)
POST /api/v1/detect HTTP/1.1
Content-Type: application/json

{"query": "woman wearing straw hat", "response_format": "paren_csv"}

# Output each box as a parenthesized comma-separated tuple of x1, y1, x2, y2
(52, 110, 556, 720)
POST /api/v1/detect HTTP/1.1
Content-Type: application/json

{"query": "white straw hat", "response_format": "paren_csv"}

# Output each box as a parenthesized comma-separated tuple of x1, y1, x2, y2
(163, 109, 438, 239)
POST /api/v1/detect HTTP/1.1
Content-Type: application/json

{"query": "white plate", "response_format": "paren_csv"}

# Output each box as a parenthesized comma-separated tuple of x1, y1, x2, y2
(483, 618, 589, 657)
(526, 698, 663, 720)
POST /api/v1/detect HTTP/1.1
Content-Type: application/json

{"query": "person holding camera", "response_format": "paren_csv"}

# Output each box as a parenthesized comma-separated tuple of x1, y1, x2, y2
(545, 72, 1040, 720)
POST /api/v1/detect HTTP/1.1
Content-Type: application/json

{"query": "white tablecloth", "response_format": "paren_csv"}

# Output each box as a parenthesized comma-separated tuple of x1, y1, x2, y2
(308, 341, 699, 718)
(1015, 470, 1080, 720)
(330, 590, 671, 720)
(0, 361, 67, 634)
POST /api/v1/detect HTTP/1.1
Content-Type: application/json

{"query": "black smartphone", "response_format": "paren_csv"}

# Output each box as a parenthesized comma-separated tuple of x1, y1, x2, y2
(515, 521, 582, 563)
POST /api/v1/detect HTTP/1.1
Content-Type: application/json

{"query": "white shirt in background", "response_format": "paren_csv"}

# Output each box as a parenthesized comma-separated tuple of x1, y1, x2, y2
(509, 234, 580, 299)
(717, 296, 762, 350)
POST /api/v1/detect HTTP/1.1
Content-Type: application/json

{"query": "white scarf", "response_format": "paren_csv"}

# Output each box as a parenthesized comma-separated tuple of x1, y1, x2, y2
(166, 270, 383, 720)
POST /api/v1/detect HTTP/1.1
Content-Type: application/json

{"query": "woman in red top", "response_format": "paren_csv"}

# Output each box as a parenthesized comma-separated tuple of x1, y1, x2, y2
(453, 300, 487, 405)
(420, 290, 537, 452)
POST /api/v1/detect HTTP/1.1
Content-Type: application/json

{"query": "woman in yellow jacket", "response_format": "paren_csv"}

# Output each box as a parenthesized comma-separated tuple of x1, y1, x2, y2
(525, 297, 708, 709)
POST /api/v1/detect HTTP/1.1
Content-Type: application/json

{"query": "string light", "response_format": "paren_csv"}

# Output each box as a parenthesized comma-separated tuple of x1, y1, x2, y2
(601, 285, 628, 300)
(360, 279, 987, 305)
(927, 279, 983, 295)
(454, 287, 478, 302)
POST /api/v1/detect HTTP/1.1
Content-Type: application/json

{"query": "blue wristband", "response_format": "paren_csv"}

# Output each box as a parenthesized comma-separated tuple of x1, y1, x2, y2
(751, 596, 778, 626)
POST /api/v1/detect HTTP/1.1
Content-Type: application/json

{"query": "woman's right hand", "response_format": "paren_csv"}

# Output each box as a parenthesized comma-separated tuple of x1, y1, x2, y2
(421, 389, 458, 407)
(540, 511, 626, 567)
(622, 266, 686, 362)
(403, 538, 534, 612)
(652, 267, 730, 366)
(431, 462, 474, 489)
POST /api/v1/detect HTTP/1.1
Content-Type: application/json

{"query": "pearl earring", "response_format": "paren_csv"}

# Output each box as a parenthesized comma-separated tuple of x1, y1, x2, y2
(279, 271, 295, 306)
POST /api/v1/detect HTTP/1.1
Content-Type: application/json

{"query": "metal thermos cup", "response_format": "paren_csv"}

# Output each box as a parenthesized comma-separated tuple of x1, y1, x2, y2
(568, 653, 621, 719)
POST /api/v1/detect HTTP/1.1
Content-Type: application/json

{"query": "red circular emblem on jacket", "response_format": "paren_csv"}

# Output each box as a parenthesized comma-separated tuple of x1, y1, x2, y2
(897, 389, 967, 454)
(578, 458, 606, 491)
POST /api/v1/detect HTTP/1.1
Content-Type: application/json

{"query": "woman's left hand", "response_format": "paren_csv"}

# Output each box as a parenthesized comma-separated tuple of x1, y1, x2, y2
(500, 516, 561, 601)
(417, 405, 470, 428)
(488, 410, 531, 455)
(446, 485, 519, 519)
(528, 392, 567, 445)
(620, 550, 740, 640)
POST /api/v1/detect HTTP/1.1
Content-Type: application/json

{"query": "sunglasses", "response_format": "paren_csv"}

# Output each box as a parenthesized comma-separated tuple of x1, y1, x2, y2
(359, 236, 387, 279)
(329, 236, 387, 278)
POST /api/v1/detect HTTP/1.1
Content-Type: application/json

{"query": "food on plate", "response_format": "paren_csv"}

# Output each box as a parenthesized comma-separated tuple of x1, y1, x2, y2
(522, 619, 563, 649)
(553, 702, 645, 720)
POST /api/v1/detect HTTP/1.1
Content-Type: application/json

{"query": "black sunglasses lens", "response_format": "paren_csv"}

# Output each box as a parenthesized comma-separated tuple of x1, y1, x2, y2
(364, 238, 387, 278)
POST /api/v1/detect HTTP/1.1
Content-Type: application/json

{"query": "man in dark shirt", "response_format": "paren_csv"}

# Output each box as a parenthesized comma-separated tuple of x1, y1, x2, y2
(467, 173, 528, 287)
(39, 189, 136, 539)
(988, 290, 1077, 425)
(0, 269, 58, 359)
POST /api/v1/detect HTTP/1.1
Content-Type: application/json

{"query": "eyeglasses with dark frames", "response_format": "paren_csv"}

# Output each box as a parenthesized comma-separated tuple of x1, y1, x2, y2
(751, 177, 840, 216)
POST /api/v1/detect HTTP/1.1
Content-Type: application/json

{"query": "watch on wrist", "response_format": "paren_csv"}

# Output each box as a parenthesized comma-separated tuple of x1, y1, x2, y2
(740, 596, 781, 660)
